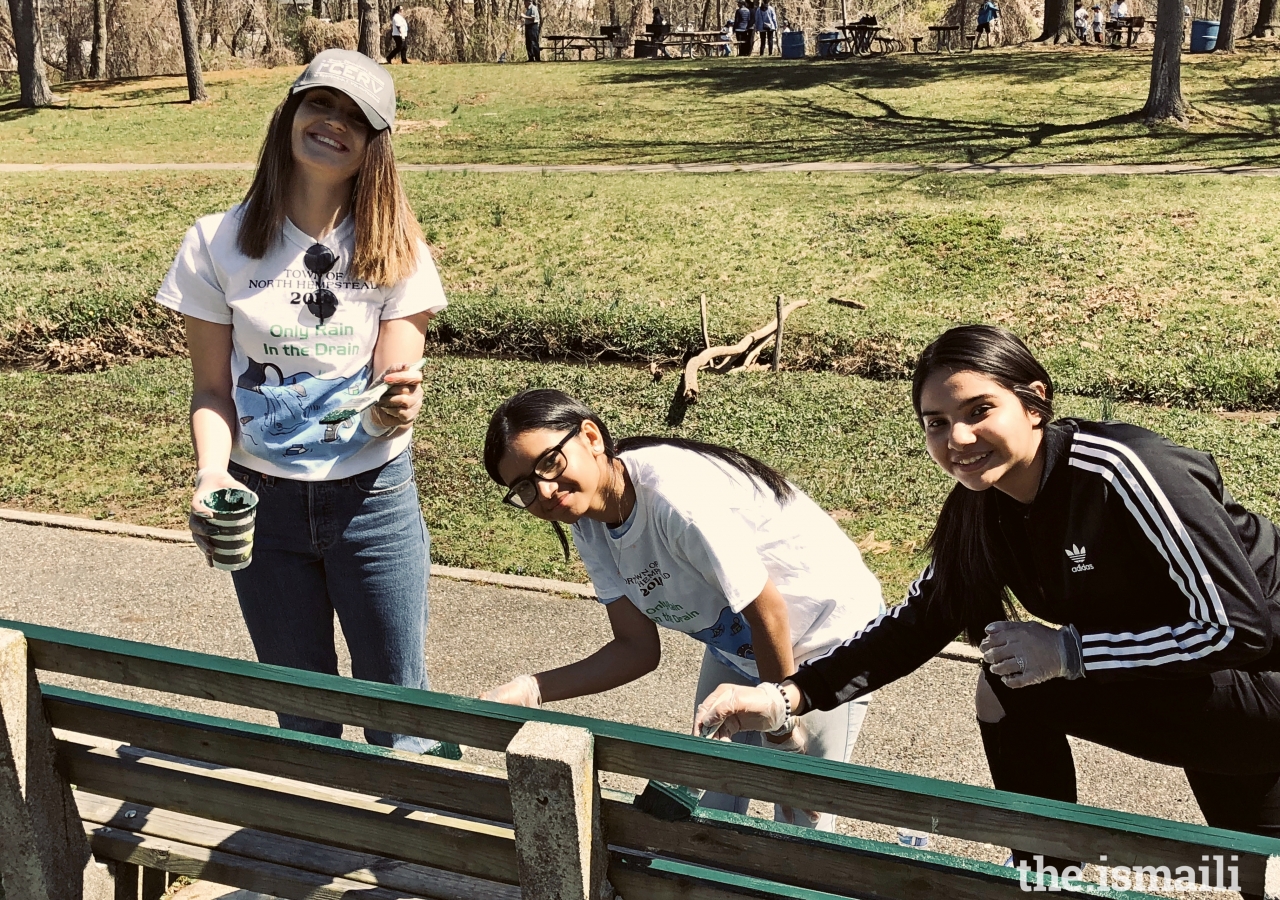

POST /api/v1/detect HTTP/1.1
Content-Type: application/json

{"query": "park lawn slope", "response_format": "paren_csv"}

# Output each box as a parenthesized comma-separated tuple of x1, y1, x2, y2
(0, 49, 1276, 166)
(3, 170, 1280, 408)
(3, 356, 1280, 602)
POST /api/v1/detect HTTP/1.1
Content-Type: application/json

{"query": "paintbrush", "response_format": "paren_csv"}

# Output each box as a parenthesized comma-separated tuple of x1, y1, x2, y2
(319, 359, 426, 425)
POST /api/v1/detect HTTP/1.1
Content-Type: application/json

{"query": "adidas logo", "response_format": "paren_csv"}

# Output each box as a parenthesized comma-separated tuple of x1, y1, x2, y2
(1066, 544, 1094, 573)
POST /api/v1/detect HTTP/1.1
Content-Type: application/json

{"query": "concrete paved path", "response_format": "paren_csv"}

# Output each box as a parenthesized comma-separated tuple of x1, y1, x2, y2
(0, 517, 1218, 880)
(2, 161, 1278, 177)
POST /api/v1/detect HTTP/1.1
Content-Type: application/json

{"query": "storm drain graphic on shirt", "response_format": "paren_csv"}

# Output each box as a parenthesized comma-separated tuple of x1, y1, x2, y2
(235, 357, 372, 462)
(691, 606, 755, 663)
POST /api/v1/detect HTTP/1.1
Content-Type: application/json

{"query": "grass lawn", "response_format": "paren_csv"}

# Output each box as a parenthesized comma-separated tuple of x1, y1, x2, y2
(4, 356, 1280, 602)
(4, 170, 1280, 407)
(1, 48, 1277, 166)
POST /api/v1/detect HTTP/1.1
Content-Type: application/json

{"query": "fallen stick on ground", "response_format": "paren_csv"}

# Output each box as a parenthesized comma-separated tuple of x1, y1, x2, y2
(828, 297, 867, 310)
(699, 293, 710, 350)
(682, 299, 809, 403)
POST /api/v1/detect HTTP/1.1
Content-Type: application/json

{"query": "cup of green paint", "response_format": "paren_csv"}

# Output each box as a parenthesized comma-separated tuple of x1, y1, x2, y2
(200, 487, 259, 572)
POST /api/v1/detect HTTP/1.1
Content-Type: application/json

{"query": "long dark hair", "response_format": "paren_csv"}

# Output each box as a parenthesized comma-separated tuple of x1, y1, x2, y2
(912, 325, 1055, 644)
(484, 389, 793, 558)
(236, 90, 424, 287)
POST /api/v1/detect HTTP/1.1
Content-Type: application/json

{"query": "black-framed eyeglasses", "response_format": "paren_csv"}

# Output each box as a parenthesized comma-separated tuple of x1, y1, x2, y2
(503, 423, 583, 509)
(298, 243, 338, 325)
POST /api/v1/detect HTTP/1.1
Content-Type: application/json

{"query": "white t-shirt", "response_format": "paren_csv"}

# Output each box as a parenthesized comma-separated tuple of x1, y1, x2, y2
(572, 445, 884, 682)
(1092, 8, 1103, 24)
(391, 12, 409, 37)
(1074, 7, 1089, 25)
(155, 205, 447, 481)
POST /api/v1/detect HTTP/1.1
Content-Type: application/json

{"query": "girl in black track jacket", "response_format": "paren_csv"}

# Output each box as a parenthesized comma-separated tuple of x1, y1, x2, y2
(694, 325, 1280, 891)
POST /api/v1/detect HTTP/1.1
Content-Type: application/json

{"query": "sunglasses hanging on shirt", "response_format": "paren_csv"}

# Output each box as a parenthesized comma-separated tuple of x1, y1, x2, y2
(299, 243, 338, 325)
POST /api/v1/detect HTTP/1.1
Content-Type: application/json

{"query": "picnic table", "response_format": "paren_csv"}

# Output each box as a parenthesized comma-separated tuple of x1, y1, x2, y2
(544, 33, 616, 60)
(1105, 15, 1148, 46)
(836, 22, 883, 55)
(927, 23, 961, 50)
(657, 29, 724, 56)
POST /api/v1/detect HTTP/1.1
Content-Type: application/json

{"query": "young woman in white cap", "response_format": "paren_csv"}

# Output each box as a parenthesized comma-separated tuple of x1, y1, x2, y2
(156, 50, 453, 755)
(478, 389, 886, 830)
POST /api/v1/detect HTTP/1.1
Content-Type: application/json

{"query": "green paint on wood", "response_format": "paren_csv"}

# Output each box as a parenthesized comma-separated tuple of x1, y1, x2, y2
(9, 617, 1280, 866)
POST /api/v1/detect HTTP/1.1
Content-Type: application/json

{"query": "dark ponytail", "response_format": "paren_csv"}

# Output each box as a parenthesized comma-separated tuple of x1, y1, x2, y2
(911, 325, 1054, 644)
(484, 389, 794, 558)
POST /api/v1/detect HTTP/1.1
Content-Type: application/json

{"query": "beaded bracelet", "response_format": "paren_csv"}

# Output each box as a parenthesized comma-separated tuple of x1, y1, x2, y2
(766, 681, 798, 736)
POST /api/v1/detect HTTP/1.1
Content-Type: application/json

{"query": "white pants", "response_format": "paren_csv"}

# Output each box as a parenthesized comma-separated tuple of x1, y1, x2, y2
(692, 648, 872, 831)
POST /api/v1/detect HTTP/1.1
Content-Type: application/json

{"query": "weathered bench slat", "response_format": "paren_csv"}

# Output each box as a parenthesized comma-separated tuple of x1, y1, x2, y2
(77, 791, 521, 900)
(58, 736, 522, 885)
(52, 687, 1123, 900)
(13, 619, 1280, 894)
(599, 799, 1155, 900)
(79, 791, 868, 900)
(45, 686, 513, 823)
(86, 822, 433, 900)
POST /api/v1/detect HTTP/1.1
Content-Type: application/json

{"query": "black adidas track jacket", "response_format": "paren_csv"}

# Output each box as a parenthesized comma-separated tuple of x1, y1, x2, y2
(790, 419, 1280, 712)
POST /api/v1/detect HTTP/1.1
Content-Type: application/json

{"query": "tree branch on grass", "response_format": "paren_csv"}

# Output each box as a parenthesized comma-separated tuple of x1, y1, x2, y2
(681, 300, 809, 404)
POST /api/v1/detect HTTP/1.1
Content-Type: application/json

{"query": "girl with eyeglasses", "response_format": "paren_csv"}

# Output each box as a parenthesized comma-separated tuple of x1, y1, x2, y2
(694, 325, 1280, 882)
(480, 389, 887, 829)
(155, 51, 452, 756)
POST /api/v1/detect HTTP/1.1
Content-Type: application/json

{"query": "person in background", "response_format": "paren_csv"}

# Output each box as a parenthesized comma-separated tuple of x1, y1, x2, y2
(387, 5, 409, 64)
(521, 0, 542, 61)
(1108, 0, 1128, 44)
(719, 22, 735, 55)
(1074, 1, 1090, 40)
(756, 0, 779, 54)
(976, 0, 999, 46)
(1092, 4, 1105, 42)
(650, 6, 673, 57)
(157, 50, 452, 757)
(732, 0, 752, 53)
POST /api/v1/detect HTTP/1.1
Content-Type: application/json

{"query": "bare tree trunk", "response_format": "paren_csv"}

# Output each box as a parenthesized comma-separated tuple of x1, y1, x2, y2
(1144, 0, 1187, 123)
(313, 0, 323, 17)
(6, 0, 53, 106)
(176, 0, 208, 101)
(1034, 0, 1076, 40)
(357, 0, 380, 56)
(90, 0, 106, 77)
(447, 0, 465, 58)
(1213, 0, 1238, 48)
(1253, 0, 1278, 34)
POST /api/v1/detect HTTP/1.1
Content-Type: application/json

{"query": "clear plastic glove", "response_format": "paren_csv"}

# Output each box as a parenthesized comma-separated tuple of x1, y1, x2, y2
(692, 682, 786, 741)
(979, 621, 1083, 688)
(189, 468, 250, 566)
(765, 721, 825, 828)
(480, 674, 542, 708)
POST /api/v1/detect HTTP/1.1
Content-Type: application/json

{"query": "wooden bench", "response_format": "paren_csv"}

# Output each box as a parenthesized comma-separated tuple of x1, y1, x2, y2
(4, 619, 1280, 900)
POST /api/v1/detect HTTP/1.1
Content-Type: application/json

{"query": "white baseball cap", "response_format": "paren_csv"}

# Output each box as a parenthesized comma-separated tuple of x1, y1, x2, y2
(291, 49, 396, 132)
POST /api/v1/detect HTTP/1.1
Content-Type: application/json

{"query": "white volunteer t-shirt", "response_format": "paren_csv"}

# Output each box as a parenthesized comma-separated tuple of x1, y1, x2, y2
(392, 13, 409, 36)
(572, 445, 884, 681)
(155, 205, 447, 481)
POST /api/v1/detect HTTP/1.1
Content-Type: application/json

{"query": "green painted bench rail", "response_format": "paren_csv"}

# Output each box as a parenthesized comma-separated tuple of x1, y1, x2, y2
(10, 618, 1278, 896)
(47, 686, 1154, 900)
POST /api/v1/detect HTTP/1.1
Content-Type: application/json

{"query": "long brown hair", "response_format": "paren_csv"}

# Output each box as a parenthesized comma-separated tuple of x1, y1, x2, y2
(911, 325, 1055, 644)
(236, 90, 424, 287)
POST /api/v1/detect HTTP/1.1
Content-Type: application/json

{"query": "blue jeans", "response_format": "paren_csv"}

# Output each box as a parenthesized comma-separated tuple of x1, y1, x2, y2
(228, 450, 438, 753)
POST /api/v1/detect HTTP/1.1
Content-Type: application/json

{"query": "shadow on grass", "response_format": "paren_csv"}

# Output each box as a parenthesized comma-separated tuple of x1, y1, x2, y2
(542, 52, 1280, 164)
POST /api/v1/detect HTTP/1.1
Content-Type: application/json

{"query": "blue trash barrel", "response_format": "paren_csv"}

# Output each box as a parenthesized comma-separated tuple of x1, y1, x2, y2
(1189, 19, 1219, 52)
(816, 30, 840, 57)
(781, 30, 806, 58)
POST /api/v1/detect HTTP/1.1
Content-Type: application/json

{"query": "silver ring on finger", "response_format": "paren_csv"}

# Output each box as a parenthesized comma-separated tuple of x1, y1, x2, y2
(1016, 656, 1026, 673)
